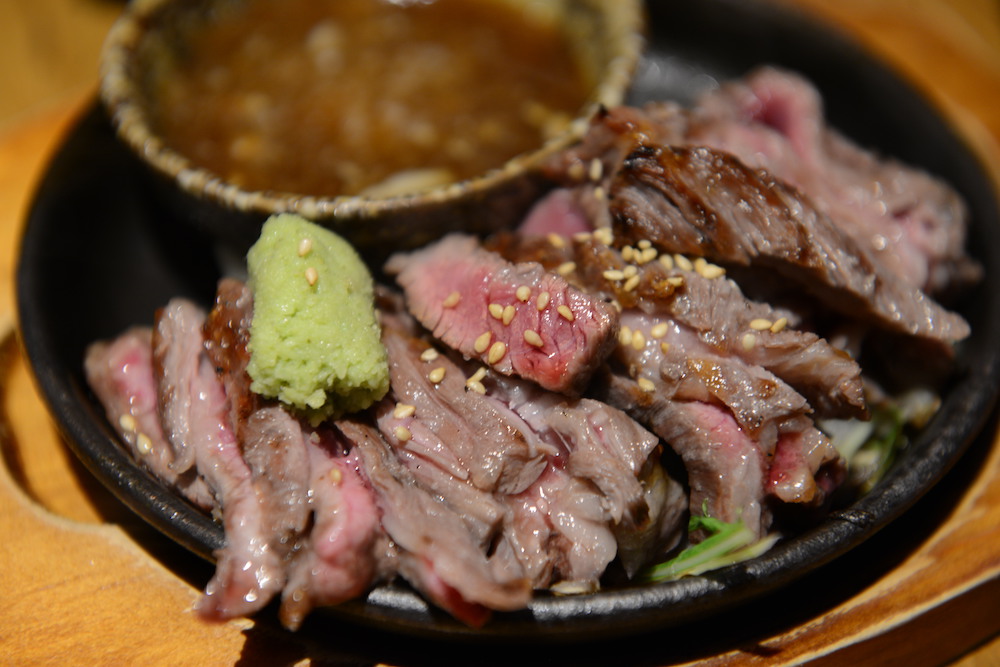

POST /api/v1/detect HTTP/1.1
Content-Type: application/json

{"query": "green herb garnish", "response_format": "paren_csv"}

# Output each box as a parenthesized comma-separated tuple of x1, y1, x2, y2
(821, 387, 938, 494)
(639, 511, 779, 583)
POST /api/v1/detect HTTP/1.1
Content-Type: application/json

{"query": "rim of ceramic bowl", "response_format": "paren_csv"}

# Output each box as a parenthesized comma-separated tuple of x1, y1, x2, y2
(98, 0, 646, 222)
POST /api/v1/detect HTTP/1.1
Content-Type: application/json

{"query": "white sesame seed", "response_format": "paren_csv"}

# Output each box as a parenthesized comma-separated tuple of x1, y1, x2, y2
(638, 239, 652, 250)
(547, 233, 566, 249)
(674, 254, 693, 272)
(305, 267, 319, 286)
(393, 403, 416, 419)
(621, 246, 635, 262)
(329, 467, 343, 484)
(118, 414, 137, 433)
(297, 237, 313, 257)
(536, 291, 551, 311)
(568, 161, 586, 181)
(623, 265, 638, 278)
(428, 367, 446, 383)
(593, 227, 613, 245)
(703, 264, 726, 279)
(770, 317, 789, 333)
(637, 377, 656, 392)
(742, 333, 757, 351)
(695, 258, 725, 279)
(631, 330, 646, 350)
(468, 366, 488, 383)
(619, 325, 633, 346)
(603, 269, 625, 281)
(136, 433, 153, 456)
(750, 318, 773, 331)
(638, 247, 658, 264)
(488, 341, 507, 364)
(524, 330, 544, 347)
(516, 285, 531, 302)
(594, 186, 606, 200)
(650, 322, 669, 339)
(589, 158, 603, 181)
(474, 331, 492, 354)
(420, 348, 439, 362)
(488, 303, 504, 319)
(659, 254, 674, 270)
(660, 342, 671, 354)
(394, 426, 412, 442)
(666, 276, 685, 287)
(623, 275, 640, 292)
(502, 305, 516, 325)
(442, 291, 461, 308)
(557, 305, 575, 322)
(572, 232, 592, 243)
(556, 261, 576, 276)
(466, 380, 487, 395)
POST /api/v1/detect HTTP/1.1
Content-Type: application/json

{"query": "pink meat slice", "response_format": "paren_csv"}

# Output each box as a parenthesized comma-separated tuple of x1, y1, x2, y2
(279, 444, 384, 630)
(85, 327, 213, 509)
(339, 417, 532, 626)
(386, 233, 619, 396)
(685, 67, 978, 295)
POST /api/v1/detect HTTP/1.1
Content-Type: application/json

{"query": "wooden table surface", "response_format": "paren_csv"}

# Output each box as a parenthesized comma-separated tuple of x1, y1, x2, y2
(2, 1, 1000, 665)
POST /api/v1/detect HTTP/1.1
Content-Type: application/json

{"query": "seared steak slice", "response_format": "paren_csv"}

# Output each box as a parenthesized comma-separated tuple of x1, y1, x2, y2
(374, 295, 549, 551)
(85, 328, 213, 509)
(617, 309, 814, 450)
(386, 234, 619, 395)
(239, 406, 311, 549)
(279, 441, 385, 630)
(338, 418, 532, 626)
(684, 67, 979, 295)
(151, 300, 209, 475)
(597, 354, 842, 536)
(598, 371, 772, 537)
(612, 306, 842, 511)
(600, 288, 844, 524)
(191, 367, 288, 621)
(506, 464, 620, 591)
(608, 143, 970, 344)
(485, 372, 659, 527)
(495, 381, 677, 588)
(377, 302, 550, 500)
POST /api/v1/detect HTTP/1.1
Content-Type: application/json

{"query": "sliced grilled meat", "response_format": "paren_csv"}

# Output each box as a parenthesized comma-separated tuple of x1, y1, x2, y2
(386, 233, 619, 396)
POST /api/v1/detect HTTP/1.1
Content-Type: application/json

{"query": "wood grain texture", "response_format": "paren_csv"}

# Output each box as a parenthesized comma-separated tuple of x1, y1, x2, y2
(1, 1, 999, 665)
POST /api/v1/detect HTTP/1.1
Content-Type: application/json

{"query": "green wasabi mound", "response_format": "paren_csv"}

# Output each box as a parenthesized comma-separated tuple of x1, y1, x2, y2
(246, 214, 389, 421)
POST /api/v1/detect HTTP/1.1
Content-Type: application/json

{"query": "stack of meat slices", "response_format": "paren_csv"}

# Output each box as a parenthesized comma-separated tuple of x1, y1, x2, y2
(84, 67, 975, 629)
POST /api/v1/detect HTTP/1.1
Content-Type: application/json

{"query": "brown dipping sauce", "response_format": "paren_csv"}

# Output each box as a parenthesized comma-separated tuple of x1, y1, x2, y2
(148, 0, 591, 198)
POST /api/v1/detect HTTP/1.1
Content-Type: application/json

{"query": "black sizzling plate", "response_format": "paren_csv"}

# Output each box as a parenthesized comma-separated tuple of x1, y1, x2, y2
(15, 0, 1000, 647)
